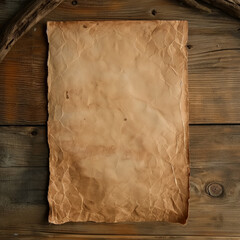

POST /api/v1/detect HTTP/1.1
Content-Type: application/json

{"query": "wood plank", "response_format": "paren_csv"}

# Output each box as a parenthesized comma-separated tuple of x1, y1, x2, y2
(0, 0, 64, 62)
(0, 125, 240, 236)
(0, 0, 240, 124)
(0, 0, 29, 28)
(1, 125, 240, 168)
(1, 231, 240, 240)
(0, 126, 48, 167)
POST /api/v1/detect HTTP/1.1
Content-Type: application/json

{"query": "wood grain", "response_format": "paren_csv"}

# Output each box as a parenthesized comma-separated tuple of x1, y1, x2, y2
(181, 0, 240, 19)
(0, 0, 64, 62)
(1, 231, 240, 240)
(1, 1, 240, 239)
(0, 125, 240, 236)
(0, 0, 240, 124)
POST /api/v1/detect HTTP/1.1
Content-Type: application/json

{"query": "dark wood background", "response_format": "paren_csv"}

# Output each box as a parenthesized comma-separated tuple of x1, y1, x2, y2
(0, 0, 240, 239)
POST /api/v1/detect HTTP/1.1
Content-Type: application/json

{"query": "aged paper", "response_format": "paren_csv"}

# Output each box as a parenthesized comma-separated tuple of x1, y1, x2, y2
(47, 20, 189, 224)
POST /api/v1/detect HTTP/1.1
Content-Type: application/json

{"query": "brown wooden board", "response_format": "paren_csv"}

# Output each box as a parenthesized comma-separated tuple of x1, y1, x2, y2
(1, 231, 240, 240)
(0, 0, 240, 125)
(0, 125, 240, 236)
(1, 0, 240, 239)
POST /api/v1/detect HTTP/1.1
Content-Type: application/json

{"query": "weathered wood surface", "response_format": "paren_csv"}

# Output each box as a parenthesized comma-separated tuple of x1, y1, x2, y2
(1, 1, 240, 239)
(1, 125, 240, 236)
(0, 0, 240, 125)
(181, 0, 240, 19)
(1, 231, 240, 240)
(0, 0, 64, 62)
(0, 0, 239, 64)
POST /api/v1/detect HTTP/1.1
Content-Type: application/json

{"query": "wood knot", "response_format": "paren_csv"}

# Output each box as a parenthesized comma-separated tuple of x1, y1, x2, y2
(31, 130, 38, 136)
(187, 44, 193, 49)
(71, 0, 78, 5)
(151, 9, 157, 16)
(206, 183, 223, 197)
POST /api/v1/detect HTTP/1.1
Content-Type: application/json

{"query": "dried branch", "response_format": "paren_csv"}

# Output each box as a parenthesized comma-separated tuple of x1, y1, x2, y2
(0, 0, 64, 62)
(181, 0, 240, 19)
(181, 0, 212, 13)
(203, 0, 240, 19)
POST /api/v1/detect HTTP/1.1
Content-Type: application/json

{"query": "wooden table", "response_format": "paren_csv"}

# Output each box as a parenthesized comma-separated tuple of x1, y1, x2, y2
(0, 0, 240, 239)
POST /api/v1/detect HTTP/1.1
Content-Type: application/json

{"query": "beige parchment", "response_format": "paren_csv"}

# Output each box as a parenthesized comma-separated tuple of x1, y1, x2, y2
(47, 20, 189, 224)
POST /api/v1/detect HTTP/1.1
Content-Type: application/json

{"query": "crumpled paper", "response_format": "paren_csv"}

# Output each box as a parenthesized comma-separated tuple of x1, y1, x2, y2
(47, 20, 189, 224)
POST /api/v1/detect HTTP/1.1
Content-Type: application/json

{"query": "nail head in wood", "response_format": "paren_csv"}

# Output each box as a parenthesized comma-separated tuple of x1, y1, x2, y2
(206, 183, 223, 197)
